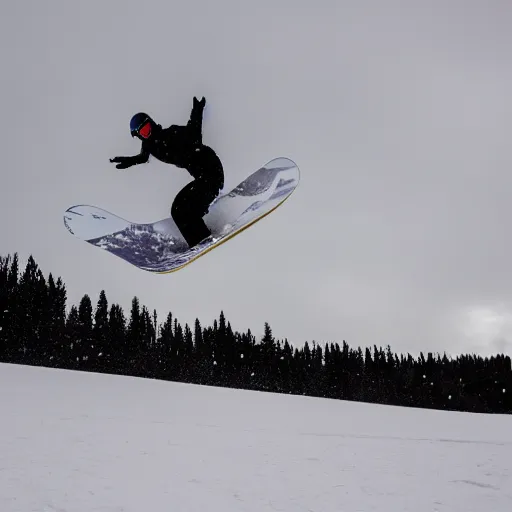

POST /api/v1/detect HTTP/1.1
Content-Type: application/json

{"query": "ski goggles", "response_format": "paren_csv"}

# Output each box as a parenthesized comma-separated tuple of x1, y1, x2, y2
(131, 117, 152, 139)
(138, 121, 152, 139)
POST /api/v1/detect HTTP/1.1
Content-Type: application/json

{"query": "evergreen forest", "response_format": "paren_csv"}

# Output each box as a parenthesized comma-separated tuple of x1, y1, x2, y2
(1, 253, 510, 414)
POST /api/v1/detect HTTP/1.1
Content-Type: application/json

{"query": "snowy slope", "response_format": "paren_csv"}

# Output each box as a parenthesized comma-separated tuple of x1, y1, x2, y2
(1, 363, 511, 512)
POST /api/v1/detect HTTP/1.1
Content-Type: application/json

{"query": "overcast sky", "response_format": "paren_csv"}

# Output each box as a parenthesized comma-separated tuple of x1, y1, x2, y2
(2, 0, 512, 357)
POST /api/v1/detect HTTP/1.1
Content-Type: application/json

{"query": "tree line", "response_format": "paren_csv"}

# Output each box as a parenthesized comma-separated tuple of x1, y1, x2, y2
(0, 252, 510, 414)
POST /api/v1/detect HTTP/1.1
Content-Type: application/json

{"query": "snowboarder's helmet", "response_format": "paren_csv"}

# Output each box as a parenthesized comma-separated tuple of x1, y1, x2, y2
(130, 112, 153, 139)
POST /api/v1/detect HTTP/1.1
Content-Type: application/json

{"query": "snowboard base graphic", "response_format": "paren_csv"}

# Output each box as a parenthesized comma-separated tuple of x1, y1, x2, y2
(63, 157, 300, 273)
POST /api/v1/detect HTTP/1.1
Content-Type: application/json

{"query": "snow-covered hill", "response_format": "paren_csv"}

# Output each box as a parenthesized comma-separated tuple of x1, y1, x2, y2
(1, 363, 511, 511)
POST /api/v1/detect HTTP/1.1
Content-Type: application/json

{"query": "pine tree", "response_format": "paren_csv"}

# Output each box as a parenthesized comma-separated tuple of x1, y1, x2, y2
(33, 268, 51, 365)
(194, 318, 204, 355)
(256, 322, 276, 390)
(77, 294, 93, 367)
(0, 255, 8, 359)
(46, 274, 67, 366)
(182, 323, 194, 381)
(137, 305, 155, 376)
(158, 312, 174, 379)
(0, 254, 19, 361)
(126, 296, 141, 371)
(108, 303, 126, 373)
(93, 290, 109, 371)
(173, 319, 184, 361)
(17, 255, 40, 361)
(66, 305, 80, 368)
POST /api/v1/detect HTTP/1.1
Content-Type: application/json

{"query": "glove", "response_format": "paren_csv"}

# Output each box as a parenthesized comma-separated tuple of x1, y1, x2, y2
(110, 156, 133, 169)
(193, 96, 206, 109)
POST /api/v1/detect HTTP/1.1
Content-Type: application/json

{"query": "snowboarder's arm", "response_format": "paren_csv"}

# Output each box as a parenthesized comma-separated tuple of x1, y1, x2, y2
(187, 96, 205, 145)
(110, 146, 150, 169)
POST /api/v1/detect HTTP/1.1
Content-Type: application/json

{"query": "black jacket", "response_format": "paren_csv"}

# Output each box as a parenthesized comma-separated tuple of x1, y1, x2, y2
(111, 98, 223, 184)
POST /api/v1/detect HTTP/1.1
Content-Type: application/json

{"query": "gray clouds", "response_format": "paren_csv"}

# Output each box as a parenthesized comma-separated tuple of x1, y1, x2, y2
(1, 0, 512, 357)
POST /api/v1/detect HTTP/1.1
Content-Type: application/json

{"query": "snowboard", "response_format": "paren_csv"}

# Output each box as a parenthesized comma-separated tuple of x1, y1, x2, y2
(63, 157, 300, 273)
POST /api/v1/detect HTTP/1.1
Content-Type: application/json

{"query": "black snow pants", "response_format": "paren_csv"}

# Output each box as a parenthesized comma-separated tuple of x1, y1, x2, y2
(171, 146, 224, 248)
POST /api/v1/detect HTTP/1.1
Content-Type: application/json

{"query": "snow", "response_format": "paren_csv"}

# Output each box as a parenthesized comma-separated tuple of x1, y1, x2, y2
(1, 363, 511, 511)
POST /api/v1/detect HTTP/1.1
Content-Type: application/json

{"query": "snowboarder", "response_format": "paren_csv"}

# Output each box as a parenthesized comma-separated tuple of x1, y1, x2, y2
(110, 96, 224, 248)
